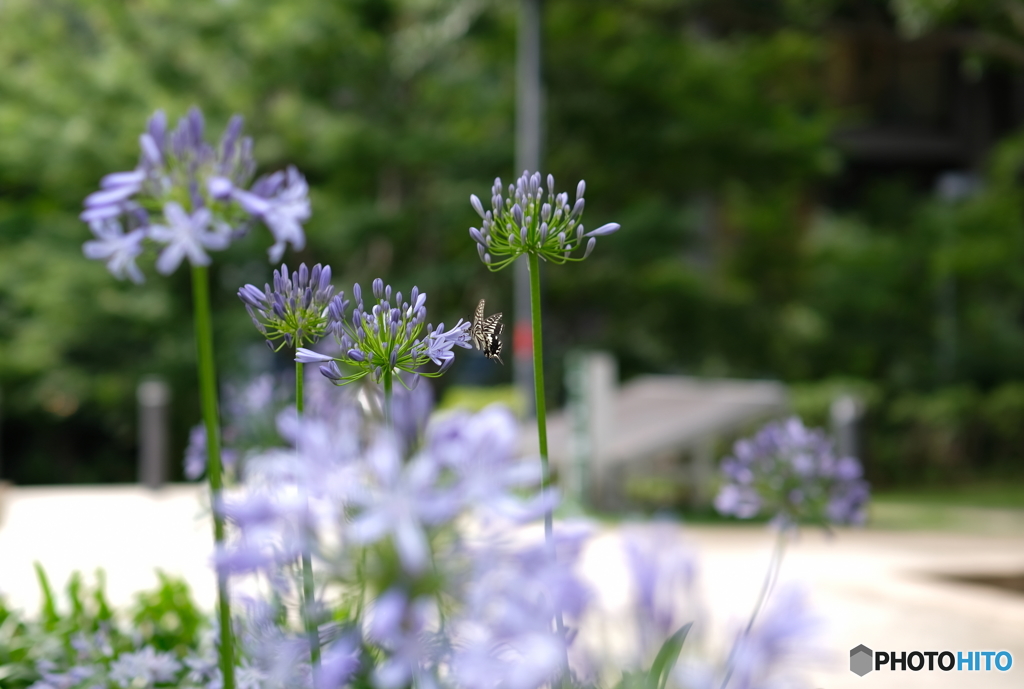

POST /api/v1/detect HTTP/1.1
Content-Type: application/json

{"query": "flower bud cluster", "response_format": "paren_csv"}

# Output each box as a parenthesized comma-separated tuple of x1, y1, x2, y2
(296, 278, 471, 385)
(468, 170, 620, 270)
(714, 417, 870, 527)
(82, 107, 311, 282)
(238, 263, 335, 352)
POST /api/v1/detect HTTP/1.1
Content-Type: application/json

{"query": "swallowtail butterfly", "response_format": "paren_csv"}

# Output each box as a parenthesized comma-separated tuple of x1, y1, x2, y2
(471, 299, 503, 364)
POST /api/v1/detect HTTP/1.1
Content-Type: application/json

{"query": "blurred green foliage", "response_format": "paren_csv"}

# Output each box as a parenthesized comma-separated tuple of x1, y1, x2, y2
(1, 0, 1023, 487)
(0, 567, 204, 688)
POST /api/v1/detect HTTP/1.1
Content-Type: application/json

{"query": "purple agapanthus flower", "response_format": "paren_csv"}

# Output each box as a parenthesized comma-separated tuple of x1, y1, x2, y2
(183, 424, 240, 481)
(108, 647, 181, 688)
(621, 523, 699, 659)
(81, 107, 312, 281)
(366, 590, 439, 689)
(674, 584, 825, 689)
(468, 171, 620, 270)
(233, 167, 311, 263)
(147, 202, 230, 274)
(238, 262, 335, 352)
(346, 434, 454, 574)
(297, 280, 471, 386)
(714, 417, 870, 527)
(448, 525, 593, 689)
(81, 218, 146, 283)
(426, 405, 557, 521)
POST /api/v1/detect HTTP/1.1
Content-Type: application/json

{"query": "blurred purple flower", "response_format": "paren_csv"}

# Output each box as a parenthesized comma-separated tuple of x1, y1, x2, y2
(426, 405, 555, 520)
(183, 424, 239, 481)
(81, 218, 146, 284)
(148, 202, 230, 274)
(81, 108, 311, 282)
(317, 636, 361, 689)
(367, 590, 438, 689)
(679, 584, 825, 689)
(108, 647, 181, 688)
(347, 435, 452, 574)
(714, 417, 870, 527)
(233, 167, 310, 263)
(622, 523, 698, 656)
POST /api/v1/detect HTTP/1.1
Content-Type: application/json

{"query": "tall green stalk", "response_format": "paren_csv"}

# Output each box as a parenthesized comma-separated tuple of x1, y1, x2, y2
(382, 366, 394, 430)
(190, 265, 235, 689)
(527, 253, 554, 539)
(719, 525, 791, 689)
(295, 360, 321, 674)
(527, 252, 568, 661)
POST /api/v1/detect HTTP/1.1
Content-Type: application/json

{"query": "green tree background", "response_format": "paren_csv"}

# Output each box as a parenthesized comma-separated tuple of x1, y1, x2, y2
(1, 0, 1023, 487)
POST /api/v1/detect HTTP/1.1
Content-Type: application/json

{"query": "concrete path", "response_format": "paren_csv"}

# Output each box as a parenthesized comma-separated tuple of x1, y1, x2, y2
(1, 485, 1022, 688)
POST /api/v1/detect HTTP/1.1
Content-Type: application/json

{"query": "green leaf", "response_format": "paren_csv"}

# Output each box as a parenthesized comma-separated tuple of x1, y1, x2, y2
(32, 562, 59, 629)
(647, 621, 693, 689)
(93, 569, 113, 622)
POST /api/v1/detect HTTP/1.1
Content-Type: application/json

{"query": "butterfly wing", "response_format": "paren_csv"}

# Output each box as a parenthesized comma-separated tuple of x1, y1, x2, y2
(471, 299, 503, 363)
(483, 318, 503, 364)
(472, 299, 487, 350)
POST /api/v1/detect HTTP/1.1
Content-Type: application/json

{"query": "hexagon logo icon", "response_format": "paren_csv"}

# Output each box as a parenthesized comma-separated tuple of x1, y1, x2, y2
(850, 644, 873, 676)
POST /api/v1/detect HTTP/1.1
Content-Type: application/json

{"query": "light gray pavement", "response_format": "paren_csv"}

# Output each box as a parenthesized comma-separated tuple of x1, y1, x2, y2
(1, 485, 1023, 688)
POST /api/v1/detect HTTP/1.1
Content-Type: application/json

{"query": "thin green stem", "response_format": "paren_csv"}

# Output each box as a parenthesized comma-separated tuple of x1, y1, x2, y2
(720, 525, 791, 689)
(383, 367, 394, 430)
(190, 265, 235, 689)
(744, 525, 789, 635)
(527, 253, 552, 535)
(295, 360, 321, 675)
(527, 252, 569, 667)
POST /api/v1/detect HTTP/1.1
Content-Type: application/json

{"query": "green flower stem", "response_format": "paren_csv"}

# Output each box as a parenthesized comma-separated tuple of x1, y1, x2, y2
(527, 253, 553, 537)
(295, 360, 321, 675)
(720, 525, 791, 689)
(190, 265, 236, 689)
(744, 525, 789, 635)
(527, 252, 568, 664)
(383, 366, 394, 430)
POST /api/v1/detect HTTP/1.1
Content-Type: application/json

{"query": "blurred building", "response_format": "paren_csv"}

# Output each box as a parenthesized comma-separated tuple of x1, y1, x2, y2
(826, 23, 1024, 199)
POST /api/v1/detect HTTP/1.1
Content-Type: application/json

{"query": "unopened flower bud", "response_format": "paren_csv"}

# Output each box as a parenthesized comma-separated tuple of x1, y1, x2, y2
(470, 194, 485, 218)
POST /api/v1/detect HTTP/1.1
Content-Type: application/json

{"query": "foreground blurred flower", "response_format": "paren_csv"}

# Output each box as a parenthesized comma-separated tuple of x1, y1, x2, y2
(468, 171, 620, 270)
(297, 279, 471, 387)
(108, 647, 181, 689)
(676, 584, 825, 689)
(210, 399, 594, 689)
(714, 417, 870, 528)
(81, 107, 311, 280)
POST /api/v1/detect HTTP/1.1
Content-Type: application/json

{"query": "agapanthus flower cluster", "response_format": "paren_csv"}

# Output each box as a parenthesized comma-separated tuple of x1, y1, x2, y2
(82, 107, 310, 282)
(238, 263, 335, 351)
(296, 278, 471, 385)
(213, 402, 586, 689)
(714, 417, 870, 527)
(468, 171, 620, 270)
